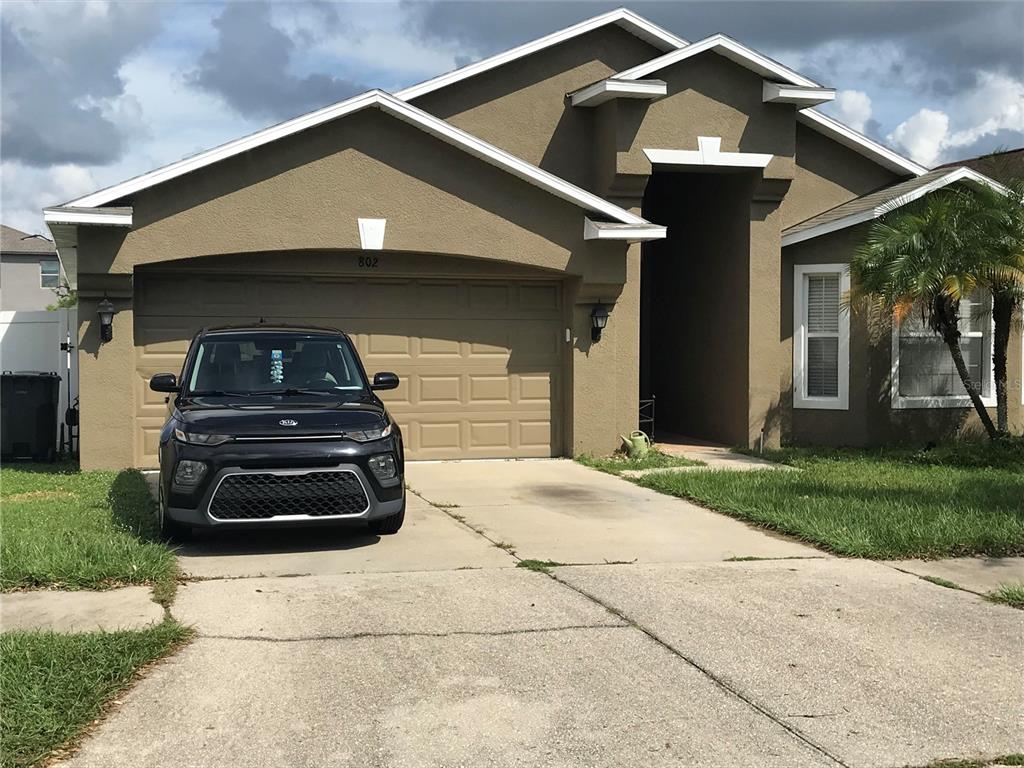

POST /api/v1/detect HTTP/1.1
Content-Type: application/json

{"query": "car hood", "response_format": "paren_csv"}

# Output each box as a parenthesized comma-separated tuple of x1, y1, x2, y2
(177, 396, 387, 437)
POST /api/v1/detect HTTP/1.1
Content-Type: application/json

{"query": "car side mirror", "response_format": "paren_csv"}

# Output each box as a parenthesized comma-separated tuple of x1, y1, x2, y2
(149, 373, 179, 393)
(371, 372, 399, 391)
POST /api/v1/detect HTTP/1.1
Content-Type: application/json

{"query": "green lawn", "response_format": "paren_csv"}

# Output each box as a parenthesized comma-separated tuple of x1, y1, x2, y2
(634, 445, 1024, 559)
(0, 620, 191, 768)
(0, 465, 177, 595)
(577, 449, 702, 476)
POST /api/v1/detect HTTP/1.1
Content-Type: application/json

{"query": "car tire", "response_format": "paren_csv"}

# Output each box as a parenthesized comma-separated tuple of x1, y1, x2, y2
(158, 484, 193, 542)
(368, 501, 405, 535)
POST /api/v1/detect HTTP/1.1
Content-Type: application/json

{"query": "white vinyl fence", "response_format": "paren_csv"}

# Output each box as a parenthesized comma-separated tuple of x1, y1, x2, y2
(0, 309, 79, 450)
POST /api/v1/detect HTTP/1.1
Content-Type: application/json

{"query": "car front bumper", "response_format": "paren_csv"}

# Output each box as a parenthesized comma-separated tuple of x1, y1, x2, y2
(162, 436, 404, 529)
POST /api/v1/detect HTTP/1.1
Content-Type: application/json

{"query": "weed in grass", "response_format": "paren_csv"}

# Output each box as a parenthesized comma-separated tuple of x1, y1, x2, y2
(516, 559, 565, 574)
(576, 451, 702, 476)
(921, 575, 961, 591)
(986, 583, 1024, 609)
(995, 756, 1024, 766)
(0, 618, 191, 768)
(1, 467, 178, 594)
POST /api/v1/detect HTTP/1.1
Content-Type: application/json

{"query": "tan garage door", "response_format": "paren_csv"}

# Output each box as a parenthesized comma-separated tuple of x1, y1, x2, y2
(133, 271, 563, 466)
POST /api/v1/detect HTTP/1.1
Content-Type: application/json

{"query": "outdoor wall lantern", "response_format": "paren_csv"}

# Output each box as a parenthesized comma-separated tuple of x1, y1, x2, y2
(97, 298, 116, 343)
(591, 302, 609, 342)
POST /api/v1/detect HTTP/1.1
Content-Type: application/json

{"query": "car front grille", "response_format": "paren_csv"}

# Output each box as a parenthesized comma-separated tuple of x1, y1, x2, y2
(208, 471, 369, 520)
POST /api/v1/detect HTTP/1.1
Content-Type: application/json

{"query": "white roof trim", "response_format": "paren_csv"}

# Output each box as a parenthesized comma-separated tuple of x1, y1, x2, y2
(396, 8, 686, 102)
(645, 137, 772, 169)
(62, 90, 647, 226)
(615, 33, 818, 87)
(584, 218, 667, 242)
(43, 207, 133, 227)
(781, 167, 1006, 247)
(796, 109, 927, 177)
(763, 82, 835, 107)
(571, 79, 667, 107)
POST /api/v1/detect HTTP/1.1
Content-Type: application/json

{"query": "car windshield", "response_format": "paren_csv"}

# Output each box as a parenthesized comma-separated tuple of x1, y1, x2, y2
(185, 334, 367, 395)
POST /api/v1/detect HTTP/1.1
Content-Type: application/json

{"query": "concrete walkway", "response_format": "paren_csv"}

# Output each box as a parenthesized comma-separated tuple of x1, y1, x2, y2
(53, 460, 1024, 768)
(656, 435, 790, 470)
(1, 586, 164, 633)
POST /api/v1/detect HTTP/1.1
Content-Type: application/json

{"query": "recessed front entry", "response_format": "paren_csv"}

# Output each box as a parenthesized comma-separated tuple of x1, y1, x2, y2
(132, 269, 564, 465)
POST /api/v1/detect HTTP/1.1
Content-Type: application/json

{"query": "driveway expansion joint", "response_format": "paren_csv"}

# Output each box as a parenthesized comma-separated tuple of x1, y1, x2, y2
(198, 623, 630, 643)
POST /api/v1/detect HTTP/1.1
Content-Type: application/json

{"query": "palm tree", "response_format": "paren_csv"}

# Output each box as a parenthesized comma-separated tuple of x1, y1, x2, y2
(960, 177, 1024, 434)
(851, 188, 998, 439)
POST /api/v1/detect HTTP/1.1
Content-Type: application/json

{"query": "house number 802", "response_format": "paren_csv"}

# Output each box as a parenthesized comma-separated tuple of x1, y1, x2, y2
(358, 256, 379, 268)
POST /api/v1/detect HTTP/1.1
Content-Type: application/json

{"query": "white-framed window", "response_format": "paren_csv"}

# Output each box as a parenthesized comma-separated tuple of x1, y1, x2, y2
(40, 259, 59, 288)
(891, 292, 995, 409)
(793, 264, 850, 410)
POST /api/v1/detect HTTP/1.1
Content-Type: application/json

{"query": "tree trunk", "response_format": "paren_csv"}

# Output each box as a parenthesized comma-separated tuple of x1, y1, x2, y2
(944, 332, 998, 439)
(992, 291, 1014, 435)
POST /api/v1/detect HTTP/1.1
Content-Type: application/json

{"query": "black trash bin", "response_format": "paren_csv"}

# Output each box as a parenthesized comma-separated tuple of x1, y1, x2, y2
(1, 372, 61, 462)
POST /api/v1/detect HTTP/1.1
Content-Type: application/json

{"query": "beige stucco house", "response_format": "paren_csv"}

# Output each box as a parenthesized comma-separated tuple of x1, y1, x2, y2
(44, 9, 1022, 469)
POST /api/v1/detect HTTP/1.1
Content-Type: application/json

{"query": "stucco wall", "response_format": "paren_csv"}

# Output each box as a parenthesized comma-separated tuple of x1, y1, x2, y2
(75, 108, 639, 468)
(783, 224, 1024, 444)
(779, 123, 904, 230)
(411, 25, 661, 192)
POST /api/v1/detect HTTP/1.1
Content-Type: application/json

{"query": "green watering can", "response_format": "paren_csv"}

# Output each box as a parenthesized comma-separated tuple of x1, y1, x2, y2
(619, 430, 651, 460)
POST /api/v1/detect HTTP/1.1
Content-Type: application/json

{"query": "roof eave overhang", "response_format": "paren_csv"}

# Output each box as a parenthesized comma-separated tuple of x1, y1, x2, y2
(763, 82, 835, 107)
(43, 206, 133, 227)
(584, 218, 667, 242)
(570, 79, 667, 107)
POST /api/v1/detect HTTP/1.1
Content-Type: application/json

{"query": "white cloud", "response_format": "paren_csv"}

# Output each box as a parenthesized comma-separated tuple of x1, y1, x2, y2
(0, 162, 98, 235)
(834, 90, 873, 133)
(888, 108, 950, 166)
(888, 71, 1024, 166)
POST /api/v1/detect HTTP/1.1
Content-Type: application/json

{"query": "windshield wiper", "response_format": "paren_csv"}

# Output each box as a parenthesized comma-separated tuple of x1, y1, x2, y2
(187, 389, 253, 397)
(257, 388, 339, 396)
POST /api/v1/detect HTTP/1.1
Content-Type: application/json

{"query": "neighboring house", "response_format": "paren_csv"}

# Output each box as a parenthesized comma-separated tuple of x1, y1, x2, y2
(0, 225, 62, 311)
(42, 8, 1022, 470)
(934, 147, 1024, 182)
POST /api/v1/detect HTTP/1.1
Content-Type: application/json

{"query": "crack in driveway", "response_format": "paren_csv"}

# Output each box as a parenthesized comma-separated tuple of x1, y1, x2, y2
(198, 623, 630, 643)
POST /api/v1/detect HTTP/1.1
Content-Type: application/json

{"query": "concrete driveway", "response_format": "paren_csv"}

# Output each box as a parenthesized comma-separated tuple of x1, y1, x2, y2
(65, 460, 1023, 768)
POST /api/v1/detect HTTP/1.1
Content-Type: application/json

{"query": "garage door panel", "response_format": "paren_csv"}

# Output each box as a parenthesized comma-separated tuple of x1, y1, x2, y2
(133, 273, 563, 464)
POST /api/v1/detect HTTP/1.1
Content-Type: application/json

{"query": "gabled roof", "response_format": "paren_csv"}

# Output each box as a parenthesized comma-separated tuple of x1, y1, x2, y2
(1, 225, 55, 254)
(782, 166, 1005, 246)
(395, 8, 687, 102)
(614, 33, 819, 87)
(62, 90, 648, 226)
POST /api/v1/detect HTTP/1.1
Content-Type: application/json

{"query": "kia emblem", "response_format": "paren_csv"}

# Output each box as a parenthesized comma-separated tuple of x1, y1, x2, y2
(279, 419, 298, 427)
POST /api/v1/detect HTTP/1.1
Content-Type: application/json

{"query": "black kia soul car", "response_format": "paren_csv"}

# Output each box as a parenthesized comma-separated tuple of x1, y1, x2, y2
(149, 326, 405, 539)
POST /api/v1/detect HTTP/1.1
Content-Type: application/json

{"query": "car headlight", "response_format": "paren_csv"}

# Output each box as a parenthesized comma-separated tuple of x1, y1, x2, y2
(367, 453, 397, 482)
(174, 428, 231, 446)
(174, 459, 207, 486)
(345, 422, 393, 442)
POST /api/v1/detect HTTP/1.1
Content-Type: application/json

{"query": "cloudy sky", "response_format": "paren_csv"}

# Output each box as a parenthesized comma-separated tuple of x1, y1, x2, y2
(2, 0, 1022, 235)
